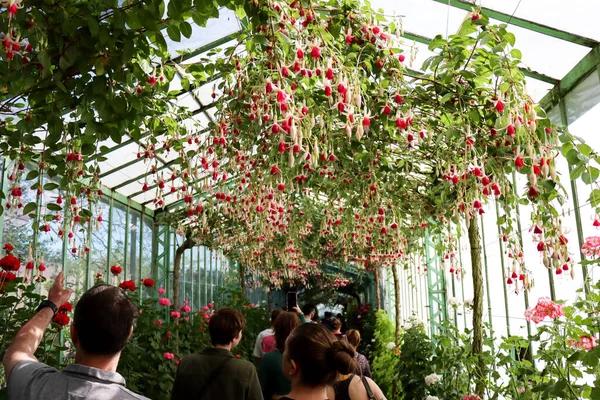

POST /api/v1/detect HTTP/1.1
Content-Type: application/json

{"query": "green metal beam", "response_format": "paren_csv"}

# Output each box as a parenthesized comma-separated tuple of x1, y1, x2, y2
(168, 31, 241, 65)
(540, 44, 600, 112)
(433, 0, 598, 48)
(99, 183, 154, 218)
(99, 158, 143, 179)
(401, 30, 559, 85)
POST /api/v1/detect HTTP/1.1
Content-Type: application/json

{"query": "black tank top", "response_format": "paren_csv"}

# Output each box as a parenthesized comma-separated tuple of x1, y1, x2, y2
(333, 374, 355, 400)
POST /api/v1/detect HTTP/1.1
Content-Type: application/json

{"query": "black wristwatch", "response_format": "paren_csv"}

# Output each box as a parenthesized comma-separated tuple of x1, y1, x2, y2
(36, 300, 58, 317)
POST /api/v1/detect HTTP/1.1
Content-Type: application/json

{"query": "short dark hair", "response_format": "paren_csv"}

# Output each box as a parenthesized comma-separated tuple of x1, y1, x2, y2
(274, 311, 300, 351)
(209, 307, 246, 345)
(285, 323, 356, 387)
(324, 311, 332, 318)
(271, 308, 284, 323)
(74, 284, 135, 355)
(302, 303, 316, 316)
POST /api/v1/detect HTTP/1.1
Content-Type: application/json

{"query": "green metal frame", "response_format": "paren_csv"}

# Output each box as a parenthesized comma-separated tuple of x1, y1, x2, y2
(425, 230, 448, 337)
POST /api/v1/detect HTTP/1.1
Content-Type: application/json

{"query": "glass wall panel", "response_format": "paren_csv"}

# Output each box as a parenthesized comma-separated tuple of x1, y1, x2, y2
(127, 209, 141, 283)
(89, 198, 110, 282)
(199, 246, 207, 306)
(141, 216, 153, 281)
(110, 203, 127, 285)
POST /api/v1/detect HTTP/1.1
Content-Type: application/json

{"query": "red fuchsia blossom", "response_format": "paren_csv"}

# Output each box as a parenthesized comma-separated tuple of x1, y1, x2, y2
(119, 280, 136, 292)
(0, 254, 20, 271)
(53, 313, 70, 327)
(494, 100, 504, 113)
(524, 297, 564, 324)
(159, 297, 171, 307)
(582, 236, 600, 258)
(110, 265, 122, 275)
(163, 352, 175, 360)
(569, 335, 598, 351)
(143, 278, 155, 288)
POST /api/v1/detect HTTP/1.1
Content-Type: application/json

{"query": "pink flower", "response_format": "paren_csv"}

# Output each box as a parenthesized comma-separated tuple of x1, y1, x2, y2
(463, 396, 481, 400)
(524, 297, 564, 324)
(208, 302, 214, 309)
(158, 298, 171, 307)
(569, 335, 598, 351)
(202, 305, 209, 311)
(582, 236, 600, 258)
(158, 288, 166, 296)
(171, 311, 181, 318)
(164, 352, 174, 360)
(180, 305, 191, 313)
(153, 320, 163, 326)
(183, 317, 190, 322)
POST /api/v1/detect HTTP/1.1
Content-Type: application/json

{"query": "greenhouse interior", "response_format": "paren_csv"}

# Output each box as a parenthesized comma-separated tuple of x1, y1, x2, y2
(1, 0, 600, 398)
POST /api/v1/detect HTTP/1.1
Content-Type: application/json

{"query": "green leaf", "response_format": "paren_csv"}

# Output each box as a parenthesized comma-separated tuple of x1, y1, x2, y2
(95, 60, 105, 76)
(179, 22, 193, 39)
(570, 164, 585, 180)
(38, 51, 51, 71)
(137, 59, 153, 75)
(578, 143, 593, 157)
(510, 49, 522, 60)
(590, 189, 600, 208)
(23, 202, 37, 215)
(46, 203, 62, 212)
(167, 24, 181, 42)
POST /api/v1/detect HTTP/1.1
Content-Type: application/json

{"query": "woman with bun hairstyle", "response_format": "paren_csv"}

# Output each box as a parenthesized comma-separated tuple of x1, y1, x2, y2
(345, 329, 372, 379)
(281, 323, 386, 400)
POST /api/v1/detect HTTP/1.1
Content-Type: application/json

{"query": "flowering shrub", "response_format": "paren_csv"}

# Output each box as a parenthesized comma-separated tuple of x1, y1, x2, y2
(347, 301, 376, 359)
(524, 297, 564, 324)
(371, 310, 400, 399)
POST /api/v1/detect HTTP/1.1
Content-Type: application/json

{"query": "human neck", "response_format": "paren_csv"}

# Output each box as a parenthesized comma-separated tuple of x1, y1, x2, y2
(75, 352, 120, 372)
(286, 384, 329, 400)
(214, 343, 233, 351)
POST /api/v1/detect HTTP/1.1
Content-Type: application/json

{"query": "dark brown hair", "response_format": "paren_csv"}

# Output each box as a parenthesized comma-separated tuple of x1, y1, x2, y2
(346, 329, 361, 349)
(74, 284, 135, 355)
(271, 308, 284, 323)
(285, 323, 356, 387)
(332, 318, 342, 331)
(274, 311, 300, 351)
(209, 307, 246, 345)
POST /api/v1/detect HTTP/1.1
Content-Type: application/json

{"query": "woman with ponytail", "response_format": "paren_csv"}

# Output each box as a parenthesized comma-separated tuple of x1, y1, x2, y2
(280, 324, 385, 400)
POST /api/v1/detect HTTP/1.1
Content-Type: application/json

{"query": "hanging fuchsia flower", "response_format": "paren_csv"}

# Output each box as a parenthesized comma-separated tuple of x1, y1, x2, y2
(524, 297, 564, 324)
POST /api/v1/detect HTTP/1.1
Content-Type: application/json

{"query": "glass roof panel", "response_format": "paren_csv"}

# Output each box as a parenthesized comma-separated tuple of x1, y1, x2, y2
(488, 20, 589, 79)
(96, 143, 140, 174)
(115, 180, 146, 196)
(102, 170, 133, 188)
(175, 92, 201, 112)
(524, 76, 553, 103)
(478, 0, 600, 41)
(163, 8, 241, 56)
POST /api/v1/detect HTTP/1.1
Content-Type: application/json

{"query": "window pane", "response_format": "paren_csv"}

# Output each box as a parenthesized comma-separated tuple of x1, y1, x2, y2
(127, 210, 142, 282)
(90, 198, 110, 281)
(110, 203, 127, 284)
(141, 216, 153, 281)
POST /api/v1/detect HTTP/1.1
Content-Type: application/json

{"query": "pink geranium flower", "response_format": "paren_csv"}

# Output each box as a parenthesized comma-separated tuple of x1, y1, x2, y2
(582, 236, 600, 258)
(164, 352, 174, 360)
(158, 287, 166, 295)
(569, 335, 598, 351)
(524, 297, 564, 324)
(171, 311, 181, 318)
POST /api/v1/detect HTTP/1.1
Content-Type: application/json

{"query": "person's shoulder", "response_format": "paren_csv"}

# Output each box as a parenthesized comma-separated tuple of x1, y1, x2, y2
(116, 385, 151, 400)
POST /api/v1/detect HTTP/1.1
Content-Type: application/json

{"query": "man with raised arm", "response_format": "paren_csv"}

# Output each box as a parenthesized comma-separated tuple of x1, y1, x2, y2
(3, 272, 147, 399)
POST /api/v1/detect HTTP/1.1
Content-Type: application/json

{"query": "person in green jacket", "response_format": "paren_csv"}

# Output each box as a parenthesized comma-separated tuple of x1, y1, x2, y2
(171, 307, 263, 400)
(258, 311, 300, 399)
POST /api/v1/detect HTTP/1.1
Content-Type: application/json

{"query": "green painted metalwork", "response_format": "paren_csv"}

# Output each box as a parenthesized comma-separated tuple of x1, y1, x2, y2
(100, 158, 142, 179)
(432, 0, 598, 48)
(456, 233, 467, 328)
(511, 173, 534, 343)
(425, 230, 448, 337)
(85, 221, 92, 290)
(106, 195, 114, 278)
(99, 184, 154, 217)
(559, 100, 589, 295)
(478, 215, 494, 333)
(494, 201, 512, 337)
(401, 30, 559, 85)
(154, 224, 170, 289)
(0, 160, 7, 245)
(123, 205, 130, 277)
(541, 45, 600, 111)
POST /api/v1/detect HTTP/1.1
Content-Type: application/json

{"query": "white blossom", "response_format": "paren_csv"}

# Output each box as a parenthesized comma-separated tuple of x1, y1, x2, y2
(447, 297, 462, 308)
(425, 396, 440, 400)
(386, 342, 396, 350)
(424, 373, 441, 386)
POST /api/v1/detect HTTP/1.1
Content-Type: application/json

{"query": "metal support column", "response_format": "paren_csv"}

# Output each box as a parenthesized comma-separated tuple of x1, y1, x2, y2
(425, 229, 448, 338)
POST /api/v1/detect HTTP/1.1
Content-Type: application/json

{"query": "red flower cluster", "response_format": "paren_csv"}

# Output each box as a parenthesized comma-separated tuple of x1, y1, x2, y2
(143, 278, 155, 288)
(4, 243, 14, 252)
(0, 254, 20, 271)
(59, 302, 73, 313)
(53, 313, 70, 327)
(110, 265, 122, 275)
(0, 271, 17, 281)
(119, 280, 136, 292)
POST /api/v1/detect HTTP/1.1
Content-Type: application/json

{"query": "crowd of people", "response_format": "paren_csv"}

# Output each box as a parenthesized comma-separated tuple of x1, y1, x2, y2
(2, 275, 385, 399)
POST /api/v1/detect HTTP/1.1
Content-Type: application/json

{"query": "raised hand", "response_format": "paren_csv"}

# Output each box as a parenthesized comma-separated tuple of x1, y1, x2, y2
(48, 271, 73, 307)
